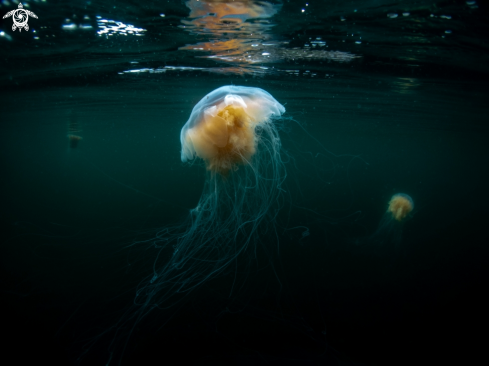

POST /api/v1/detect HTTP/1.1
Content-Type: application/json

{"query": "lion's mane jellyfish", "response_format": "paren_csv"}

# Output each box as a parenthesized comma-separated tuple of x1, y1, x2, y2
(369, 193, 414, 255)
(134, 85, 286, 314)
(67, 110, 82, 149)
(386, 194, 414, 223)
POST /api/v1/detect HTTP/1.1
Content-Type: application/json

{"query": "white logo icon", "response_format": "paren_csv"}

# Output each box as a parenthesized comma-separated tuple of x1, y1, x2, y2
(3, 2, 38, 32)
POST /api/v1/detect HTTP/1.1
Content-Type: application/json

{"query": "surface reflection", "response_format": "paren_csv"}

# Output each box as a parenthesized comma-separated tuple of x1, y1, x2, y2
(180, 0, 280, 36)
(179, 0, 360, 73)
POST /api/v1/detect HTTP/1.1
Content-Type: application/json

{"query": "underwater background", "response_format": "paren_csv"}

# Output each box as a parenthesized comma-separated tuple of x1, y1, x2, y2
(1, 0, 488, 365)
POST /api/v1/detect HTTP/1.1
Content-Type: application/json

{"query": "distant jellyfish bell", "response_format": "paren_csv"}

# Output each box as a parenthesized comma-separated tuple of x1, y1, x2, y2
(368, 193, 414, 257)
(386, 193, 414, 222)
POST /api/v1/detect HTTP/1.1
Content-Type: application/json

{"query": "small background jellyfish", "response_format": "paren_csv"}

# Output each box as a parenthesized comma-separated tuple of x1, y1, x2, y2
(368, 193, 414, 259)
(102, 85, 287, 359)
(67, 110, 82, 149)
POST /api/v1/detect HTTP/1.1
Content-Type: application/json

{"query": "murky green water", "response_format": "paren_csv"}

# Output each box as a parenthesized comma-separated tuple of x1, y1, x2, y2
(1, 1, 488, 365)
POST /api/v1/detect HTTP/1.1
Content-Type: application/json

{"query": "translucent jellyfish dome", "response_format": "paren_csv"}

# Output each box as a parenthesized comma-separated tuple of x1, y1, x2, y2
(180, 85, 286, 174)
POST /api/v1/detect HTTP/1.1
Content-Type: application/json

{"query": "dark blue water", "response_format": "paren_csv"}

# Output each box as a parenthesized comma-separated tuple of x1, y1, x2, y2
(1, 1, 488, 365)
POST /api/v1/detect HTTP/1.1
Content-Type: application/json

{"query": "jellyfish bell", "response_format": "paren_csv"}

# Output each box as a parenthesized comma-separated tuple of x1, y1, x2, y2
(180, 85, 285, 175)
(68, 134, 83, 149)
(387, 193, 414, 223)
